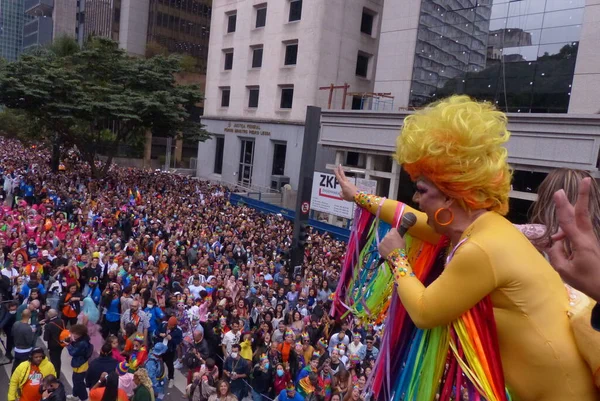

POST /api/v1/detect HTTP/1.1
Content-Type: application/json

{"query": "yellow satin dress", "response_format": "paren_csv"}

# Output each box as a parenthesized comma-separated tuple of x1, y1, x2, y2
(360, 198, 599, 401)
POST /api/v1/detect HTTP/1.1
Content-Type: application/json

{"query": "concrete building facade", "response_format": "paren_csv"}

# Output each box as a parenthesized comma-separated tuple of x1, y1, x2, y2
(198, 0, 385, 191)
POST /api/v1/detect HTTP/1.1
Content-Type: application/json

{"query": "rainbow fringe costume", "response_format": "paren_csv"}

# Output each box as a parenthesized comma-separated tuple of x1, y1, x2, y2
(332, 207, 511, 401)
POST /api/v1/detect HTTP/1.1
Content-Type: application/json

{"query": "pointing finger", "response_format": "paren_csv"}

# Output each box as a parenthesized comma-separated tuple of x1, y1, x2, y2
(575, 177, 594, 234)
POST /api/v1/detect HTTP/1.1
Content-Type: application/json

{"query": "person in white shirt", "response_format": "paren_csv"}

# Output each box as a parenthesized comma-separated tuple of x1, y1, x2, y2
(348, 332, 363, 359)
(221, 320, 241, 358)
(328, 330, 349, 354)
(188, 276, 206, 300)
(1, 265, 19, 282)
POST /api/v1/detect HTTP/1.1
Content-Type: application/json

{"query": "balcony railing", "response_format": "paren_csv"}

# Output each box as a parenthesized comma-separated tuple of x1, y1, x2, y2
(24, 0, 54, 16)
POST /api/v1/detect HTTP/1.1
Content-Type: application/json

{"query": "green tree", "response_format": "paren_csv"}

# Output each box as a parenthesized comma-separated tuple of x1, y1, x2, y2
(0, 37, 208, 177)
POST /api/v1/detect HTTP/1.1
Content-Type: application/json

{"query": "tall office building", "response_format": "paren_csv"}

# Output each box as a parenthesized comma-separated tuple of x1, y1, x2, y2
(83, 0, 211, 71)
(197, 0, 384, 191)
(374, 0, 587, 113)
(23, 0, 83, 51)
(0, 0, 32, 61)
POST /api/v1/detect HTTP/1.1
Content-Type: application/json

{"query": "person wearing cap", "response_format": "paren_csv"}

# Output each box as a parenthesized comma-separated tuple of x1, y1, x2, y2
(277, 382, 304, 401)
(154, 316, 182, 388)
(252, 354, 272, 401)
(357, 335, 378, 362)
(347, 333, 363, 362)
(143, 298, 164, 344)
(116, 361, 136, 397)
(144, 343, 167, 400)
(9, 348, 56, 401)
(82, 276, 101, 306)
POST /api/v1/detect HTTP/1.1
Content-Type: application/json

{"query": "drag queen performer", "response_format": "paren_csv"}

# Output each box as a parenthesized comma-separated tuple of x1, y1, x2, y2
(334, 96, 598, 401)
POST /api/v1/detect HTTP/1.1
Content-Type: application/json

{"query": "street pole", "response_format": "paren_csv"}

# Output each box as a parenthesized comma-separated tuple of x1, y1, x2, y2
(290, 106, 321, 275)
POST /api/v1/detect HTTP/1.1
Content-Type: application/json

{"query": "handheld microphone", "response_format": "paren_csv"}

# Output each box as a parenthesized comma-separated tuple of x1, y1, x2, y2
(376, 212, 417, 267)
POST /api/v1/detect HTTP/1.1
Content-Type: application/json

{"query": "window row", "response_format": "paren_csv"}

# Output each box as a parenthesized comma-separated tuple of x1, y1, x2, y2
(220, 86, 294, 109)
(222, 45, 373, 79)
(154, 12, 209, 36)
(156, 0, 212, 18)
(225, 2, 378, 36)
(222, 42, 298, 71)
(226, 0, 302, 34)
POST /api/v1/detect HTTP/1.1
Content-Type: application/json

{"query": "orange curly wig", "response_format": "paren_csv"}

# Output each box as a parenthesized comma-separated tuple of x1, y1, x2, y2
(396, 95, 512, 215)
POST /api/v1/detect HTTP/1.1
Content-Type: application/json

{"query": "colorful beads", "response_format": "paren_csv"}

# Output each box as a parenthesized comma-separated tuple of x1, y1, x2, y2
(354, 191, 383, 208)
(387, 248, 415, 281)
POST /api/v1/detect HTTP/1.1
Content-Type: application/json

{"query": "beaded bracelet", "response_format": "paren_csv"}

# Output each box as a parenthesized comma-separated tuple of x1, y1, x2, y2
(354, 191, 383, 208)
(387, 248, 415, 280)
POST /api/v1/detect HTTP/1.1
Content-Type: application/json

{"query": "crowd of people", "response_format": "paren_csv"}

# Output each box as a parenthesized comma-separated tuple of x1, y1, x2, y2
(0, 137, 379, 401)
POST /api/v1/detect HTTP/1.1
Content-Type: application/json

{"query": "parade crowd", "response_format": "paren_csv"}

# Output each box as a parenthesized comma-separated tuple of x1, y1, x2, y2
(0, 138, 379, 401)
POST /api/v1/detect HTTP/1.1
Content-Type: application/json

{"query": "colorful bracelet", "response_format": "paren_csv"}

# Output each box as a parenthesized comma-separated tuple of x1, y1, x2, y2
(387, 248, 415, 280)
(354, 191, 383, 208)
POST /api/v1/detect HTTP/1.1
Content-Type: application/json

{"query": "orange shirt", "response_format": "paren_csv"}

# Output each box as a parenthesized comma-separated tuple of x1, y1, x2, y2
(20, 365, 42, 401)
(89, 387, 129, 401)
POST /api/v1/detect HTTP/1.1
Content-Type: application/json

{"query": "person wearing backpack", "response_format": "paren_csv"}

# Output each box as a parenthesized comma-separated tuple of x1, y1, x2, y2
(43, 309, 67, 379)
(145, 343, 167, 400)
(67, 324, 93, 401)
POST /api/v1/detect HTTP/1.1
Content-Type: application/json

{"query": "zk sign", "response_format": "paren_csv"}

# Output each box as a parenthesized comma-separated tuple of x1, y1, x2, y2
(310, 172, 354, 219)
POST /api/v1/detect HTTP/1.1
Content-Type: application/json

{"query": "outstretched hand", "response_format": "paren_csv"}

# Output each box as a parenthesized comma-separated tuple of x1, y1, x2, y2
(334, 165, 359, 202)
(546, 177, 600, 303)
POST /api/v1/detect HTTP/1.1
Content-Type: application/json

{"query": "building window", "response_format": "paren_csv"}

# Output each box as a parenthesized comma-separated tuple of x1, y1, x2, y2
(256, 6, 267, 28)
(272, 142, 287, 176)
(252, 47, 263, 68)
(248, 87, 260, 108)
(214, 136, 225, 174)
(280, 86, 294, 109)
(238, 139, 255, 186)
(361, 8, 374, 35)
(227, 13, 237, 33)
(220, 87, 230, 107)
(284, 43, 298, 65)
(351, 96, 363, 110)
(289, 0, 302, 22)
(356, 52, 370, 77)
(224, 50, 234, 70)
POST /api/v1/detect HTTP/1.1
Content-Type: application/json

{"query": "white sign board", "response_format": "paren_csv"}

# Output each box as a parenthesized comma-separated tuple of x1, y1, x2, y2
(310, 172, 377, 219)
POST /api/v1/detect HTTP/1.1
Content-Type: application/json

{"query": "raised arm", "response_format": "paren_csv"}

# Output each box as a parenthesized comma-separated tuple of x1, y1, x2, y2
(334, 165, 439, 244)
(385, 241, 497, 329)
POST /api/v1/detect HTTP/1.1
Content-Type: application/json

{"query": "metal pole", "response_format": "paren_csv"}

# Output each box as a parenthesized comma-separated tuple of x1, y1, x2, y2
(290, 106, 321, 272)
(164, 137, 172, 171)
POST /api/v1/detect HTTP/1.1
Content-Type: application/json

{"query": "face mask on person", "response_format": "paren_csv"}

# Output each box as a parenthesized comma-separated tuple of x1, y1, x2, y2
(230, 352, 238, 359)
(264, 363, 270, 370)
(339, 350, 345, 356)
(277, 369, 284, 377)
(9, 310, 16, 315)
(147, 304, 154, 308)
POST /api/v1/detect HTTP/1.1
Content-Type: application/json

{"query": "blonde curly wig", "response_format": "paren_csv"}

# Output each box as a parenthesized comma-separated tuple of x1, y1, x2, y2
(396, 95, 512, 215)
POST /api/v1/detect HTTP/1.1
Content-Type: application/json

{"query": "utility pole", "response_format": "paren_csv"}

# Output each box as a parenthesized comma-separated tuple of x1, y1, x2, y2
(290, 106, 321, 276)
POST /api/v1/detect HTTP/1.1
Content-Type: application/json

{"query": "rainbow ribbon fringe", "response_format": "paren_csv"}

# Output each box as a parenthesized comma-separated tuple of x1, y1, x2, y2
(333, 207, 512, 401)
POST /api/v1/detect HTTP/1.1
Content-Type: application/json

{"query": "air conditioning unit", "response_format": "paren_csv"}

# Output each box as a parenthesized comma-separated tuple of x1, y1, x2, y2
(271, 175, 290, 191)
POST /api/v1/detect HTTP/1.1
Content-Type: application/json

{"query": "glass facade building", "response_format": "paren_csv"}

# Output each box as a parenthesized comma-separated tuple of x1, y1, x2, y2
(147, 0, 211, 73)
(409, 0, 585, 113)
(0, 0, 33, 61)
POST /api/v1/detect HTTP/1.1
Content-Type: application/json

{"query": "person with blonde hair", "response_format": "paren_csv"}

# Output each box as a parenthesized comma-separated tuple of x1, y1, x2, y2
(335, 95, 597, 401)
(132, 369, 154, 401)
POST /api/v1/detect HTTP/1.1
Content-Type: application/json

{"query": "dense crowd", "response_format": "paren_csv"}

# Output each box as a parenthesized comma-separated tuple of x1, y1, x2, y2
(0, 138, 381, 401)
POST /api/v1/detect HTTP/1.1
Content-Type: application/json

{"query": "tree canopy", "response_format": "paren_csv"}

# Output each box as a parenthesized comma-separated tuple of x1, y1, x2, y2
(0, 37, 208, 177)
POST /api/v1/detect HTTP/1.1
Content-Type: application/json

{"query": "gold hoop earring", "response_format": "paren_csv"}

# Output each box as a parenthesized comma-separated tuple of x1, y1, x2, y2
(434, 208, 454, 226)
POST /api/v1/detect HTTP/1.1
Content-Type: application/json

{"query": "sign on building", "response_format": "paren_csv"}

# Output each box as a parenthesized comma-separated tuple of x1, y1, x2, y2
(310, 172, 377, 219)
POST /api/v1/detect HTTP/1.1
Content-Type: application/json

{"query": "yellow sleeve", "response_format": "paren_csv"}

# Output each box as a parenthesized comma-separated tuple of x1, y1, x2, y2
(389, 241, 497, 329)
(8, 363, 25, 401)
(354, 192, 440, 244)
